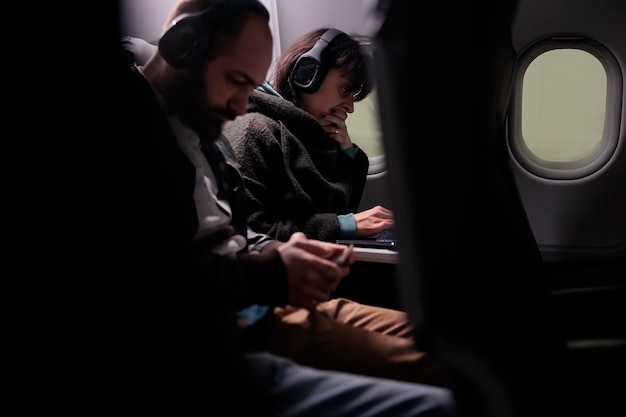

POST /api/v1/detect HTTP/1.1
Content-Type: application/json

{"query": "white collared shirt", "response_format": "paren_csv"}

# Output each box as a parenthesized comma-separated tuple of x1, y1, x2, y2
(170, 116, 247, 254)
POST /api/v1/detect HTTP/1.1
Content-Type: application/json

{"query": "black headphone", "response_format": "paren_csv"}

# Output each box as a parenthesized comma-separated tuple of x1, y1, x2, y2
(290, 29, 345, 93)
(158, 0, 269, 68)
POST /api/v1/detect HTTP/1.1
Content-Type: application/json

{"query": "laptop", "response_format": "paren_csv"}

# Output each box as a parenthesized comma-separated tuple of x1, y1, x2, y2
(336, 228, 398, 251)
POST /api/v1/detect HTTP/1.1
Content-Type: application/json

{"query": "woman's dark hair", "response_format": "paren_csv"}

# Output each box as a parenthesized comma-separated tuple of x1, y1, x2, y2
(272, 28, 374, 105)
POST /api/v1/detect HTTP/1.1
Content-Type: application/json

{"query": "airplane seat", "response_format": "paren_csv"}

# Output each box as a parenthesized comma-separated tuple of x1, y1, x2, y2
(372, 0, 555, 416)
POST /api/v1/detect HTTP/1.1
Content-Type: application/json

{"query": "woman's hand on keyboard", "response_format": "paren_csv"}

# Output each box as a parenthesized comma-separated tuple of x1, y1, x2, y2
(354, 205, 394, 237)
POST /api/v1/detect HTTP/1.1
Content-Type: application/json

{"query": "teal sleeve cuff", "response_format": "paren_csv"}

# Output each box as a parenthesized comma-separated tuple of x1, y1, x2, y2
(256, 80, 283, 98)
(343, 145, 359, 159)
(337, 213, 357, 238)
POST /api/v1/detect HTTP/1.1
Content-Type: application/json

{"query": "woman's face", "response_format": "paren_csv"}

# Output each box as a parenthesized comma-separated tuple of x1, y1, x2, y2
(298, 68, 357, 125)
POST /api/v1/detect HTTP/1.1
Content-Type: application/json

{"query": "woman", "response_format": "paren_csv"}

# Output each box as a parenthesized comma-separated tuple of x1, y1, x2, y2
(223, 28, 393, 242)
(223, 28, 445, 387)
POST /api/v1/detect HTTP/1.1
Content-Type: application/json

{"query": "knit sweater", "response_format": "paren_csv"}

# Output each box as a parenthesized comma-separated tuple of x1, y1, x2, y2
(223, 89, 369, 242)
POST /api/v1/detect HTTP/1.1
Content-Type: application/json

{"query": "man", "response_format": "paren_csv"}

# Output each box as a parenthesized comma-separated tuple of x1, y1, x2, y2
(118, 0, 455, 415)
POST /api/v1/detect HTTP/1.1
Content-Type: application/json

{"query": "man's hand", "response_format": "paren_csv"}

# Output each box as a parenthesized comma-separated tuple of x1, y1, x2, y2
(277, 232, 355, 310)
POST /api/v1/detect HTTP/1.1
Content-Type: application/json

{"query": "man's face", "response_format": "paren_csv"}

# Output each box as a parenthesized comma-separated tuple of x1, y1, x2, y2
(199, 14, 273, 140)
(171, 14, 272, 142)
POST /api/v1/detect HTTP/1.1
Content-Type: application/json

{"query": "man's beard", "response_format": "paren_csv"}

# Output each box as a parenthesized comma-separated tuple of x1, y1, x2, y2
(167, 69, 224, 147)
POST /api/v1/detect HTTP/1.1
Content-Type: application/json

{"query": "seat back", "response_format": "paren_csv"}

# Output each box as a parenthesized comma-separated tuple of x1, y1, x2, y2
(372, 1, 552, 416)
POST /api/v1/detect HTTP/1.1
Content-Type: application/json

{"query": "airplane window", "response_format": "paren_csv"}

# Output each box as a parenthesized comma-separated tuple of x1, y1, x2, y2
(523, 49, 605, 161)
(509, 37, 622, 180)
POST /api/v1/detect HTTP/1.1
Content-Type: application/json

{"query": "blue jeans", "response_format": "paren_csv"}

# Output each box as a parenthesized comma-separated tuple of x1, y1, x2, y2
(246, 351, 456, 417)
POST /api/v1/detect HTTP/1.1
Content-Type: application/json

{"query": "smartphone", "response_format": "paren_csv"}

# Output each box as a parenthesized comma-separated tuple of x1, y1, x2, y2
(332, 244, 354, 266)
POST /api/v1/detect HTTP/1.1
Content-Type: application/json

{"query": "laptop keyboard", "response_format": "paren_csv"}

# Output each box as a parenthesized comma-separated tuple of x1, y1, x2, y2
(375, 229, 396, 243)
(336, 228, 398, 250)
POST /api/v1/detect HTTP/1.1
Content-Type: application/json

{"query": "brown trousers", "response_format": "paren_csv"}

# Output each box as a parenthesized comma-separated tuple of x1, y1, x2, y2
(267, 298, 445, 386)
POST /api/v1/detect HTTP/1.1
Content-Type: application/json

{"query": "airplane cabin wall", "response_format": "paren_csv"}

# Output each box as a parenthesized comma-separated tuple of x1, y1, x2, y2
(119, 0, 177, 42)
(511, 0, 626, 261)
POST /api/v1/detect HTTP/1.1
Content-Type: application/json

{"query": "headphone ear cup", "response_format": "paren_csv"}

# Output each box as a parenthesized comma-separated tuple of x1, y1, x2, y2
(291, 57, 323, 93)
(290, 29, 344, 94)
(158, 0, 269, 69)
(158, 16, 209, 68)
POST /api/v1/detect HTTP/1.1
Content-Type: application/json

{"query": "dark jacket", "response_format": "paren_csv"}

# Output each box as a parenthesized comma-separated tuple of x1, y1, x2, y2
(117, 54, 286, 416)
(223, 89, 370, 242)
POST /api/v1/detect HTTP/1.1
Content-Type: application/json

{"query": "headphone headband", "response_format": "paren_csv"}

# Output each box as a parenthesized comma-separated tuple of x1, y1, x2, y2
(159, 0, 269, 68)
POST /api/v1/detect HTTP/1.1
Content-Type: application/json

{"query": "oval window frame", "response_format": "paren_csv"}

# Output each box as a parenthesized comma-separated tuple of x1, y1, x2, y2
(508, 36, 622, 180)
